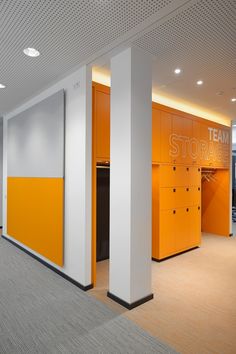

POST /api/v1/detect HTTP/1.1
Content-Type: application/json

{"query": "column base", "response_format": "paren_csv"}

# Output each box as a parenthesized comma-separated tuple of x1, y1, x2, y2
(107, 291, 153, 310)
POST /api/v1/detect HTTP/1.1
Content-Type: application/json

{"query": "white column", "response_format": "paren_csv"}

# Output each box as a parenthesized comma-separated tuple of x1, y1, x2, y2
(109, 47, 153, 308)
(64, 65, 92, 287)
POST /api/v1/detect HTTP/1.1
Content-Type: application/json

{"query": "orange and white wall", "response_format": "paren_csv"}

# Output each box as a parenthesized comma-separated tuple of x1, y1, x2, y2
(3, 65, 93, 288)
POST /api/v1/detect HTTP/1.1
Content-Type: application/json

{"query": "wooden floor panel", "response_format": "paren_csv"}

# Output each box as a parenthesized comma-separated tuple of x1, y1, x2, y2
(89, 234, 236, 354)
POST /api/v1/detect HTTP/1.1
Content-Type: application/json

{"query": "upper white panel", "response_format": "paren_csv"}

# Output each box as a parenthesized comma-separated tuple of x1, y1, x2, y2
(7, 90, 64, 178)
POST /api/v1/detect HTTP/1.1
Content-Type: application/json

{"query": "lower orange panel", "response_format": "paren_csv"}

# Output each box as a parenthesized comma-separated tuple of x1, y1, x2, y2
(7, 177, 64, 266)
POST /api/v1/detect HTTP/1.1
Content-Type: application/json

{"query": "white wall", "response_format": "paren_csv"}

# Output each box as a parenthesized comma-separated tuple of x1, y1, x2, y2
(3, 66, 92, 287)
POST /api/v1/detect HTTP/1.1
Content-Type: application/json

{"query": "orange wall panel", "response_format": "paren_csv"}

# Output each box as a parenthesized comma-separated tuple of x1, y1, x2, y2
(7, 177, 64, 266)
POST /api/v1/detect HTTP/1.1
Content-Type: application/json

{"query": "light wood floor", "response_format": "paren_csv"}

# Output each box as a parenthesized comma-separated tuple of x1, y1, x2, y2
(89, 234, 236, 354)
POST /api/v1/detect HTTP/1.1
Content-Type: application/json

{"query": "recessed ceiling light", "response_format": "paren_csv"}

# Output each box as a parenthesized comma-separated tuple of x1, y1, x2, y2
(23, 47, 40, 57)
(231, 98, 236, 102)
(197, 80, 203, 85)
(0, 83, 6, 88)
(174, 68, 181, 74)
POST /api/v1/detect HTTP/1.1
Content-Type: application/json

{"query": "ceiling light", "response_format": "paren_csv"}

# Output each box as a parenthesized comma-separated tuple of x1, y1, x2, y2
(0, 83, 6, 88)
(197, 80, 203, 85)
(231, 98, 236, 102)
(174, 68, 181, 74)
(23, 47, 40, 57)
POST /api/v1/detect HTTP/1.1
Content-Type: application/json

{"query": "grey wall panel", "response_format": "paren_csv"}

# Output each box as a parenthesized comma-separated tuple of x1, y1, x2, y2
(7, 90, 64, 177)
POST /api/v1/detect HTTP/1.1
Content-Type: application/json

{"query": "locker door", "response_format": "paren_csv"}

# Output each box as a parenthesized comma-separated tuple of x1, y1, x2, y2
(191, 120, 201, 165)
(96, 90, 110, 161)
(175, 208, 190, 252)
(172, 115, 192, 164)
(189, 166, 201, 186)
(175, 187, 189, 208)
(189, 206, 201, 247)
(160, 111, 172, 163)
(159, 187, 176, 210)
(159, 209, 176, 258)
(152, 107, 161, 163)
(159, 165, 177, 187)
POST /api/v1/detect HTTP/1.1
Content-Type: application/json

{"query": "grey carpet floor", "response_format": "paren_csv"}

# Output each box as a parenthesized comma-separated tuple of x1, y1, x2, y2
(0, 237, 178, 354)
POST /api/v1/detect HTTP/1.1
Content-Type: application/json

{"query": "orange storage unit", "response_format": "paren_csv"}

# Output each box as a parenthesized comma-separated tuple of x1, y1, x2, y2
(152, 164, 201, 260)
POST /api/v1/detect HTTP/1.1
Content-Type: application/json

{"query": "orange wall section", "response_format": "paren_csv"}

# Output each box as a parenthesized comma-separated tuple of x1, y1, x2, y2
(201, 170, 230, 236)
(7, 177, 64, 266)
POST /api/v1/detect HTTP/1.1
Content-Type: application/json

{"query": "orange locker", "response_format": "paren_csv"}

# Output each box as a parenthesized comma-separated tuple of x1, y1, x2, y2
(159, 187, 177, 210)
(175, 208, 190, 252)
(188, 206, 201, 247)
(159, 165, 178, 187)
(159, 209, 176, 259)
(172, 114, 192, 164)
(189, 166, 201, 185)
(152, 107, 161, 162)
(95, 89, 110, 161)
(160, 111, 172, 163)
(191, 120, 201, 165)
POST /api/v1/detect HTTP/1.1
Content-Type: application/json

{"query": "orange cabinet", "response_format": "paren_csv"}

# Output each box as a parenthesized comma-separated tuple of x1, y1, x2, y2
(95, 89, 110, 161)
(171, 114, 192, 165)
(152, 107, 161, 162)
(159, 209, 176, 259)
(152, 164, 201, 260)
(160, 111, 172, 163)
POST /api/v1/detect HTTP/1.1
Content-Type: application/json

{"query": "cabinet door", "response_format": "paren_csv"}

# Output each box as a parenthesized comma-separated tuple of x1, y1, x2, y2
(159, 209, 176, 258)
(175, 208, 190, 252)
(189, 166, 201, 186)
(152, 107, 161, 163)
(160, 111, 172, 163)
(172, 115, 192, 164)
(96, 90, 110, 160)
(188, 206, 201, 247)
(191, 120, 201, 165)
(159, 187, 176, 210)
(159, 165, 177, 187)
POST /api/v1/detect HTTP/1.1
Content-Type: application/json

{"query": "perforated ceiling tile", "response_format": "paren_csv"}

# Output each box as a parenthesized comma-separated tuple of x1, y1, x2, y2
(134, 0, 236, 119)
(0, 0, 174, 114)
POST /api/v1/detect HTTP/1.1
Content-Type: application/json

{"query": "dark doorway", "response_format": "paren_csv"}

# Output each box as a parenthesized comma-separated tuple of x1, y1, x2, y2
(96, 166, 110, 262)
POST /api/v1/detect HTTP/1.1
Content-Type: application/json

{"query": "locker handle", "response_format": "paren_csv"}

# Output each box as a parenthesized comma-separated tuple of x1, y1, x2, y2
(186, 167, 189, 171)
(173, 188, 176, 192)
(198, 168, 200, 172)
(186, 208, 189, 212)
(186, 188, 189, 191)
(173, 166, 176, 171)
(198, 206, 200, 210)
(173, 210, 176, 214)
(198, 187, 200, 191)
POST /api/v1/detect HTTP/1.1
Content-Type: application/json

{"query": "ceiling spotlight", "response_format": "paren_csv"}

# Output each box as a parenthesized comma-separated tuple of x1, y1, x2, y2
(231, 98, 236, 102)
(23, 47, 40, 57)
(174, 68, 181, 74)
(0, 83, 6, 88)
(197, 80, 203, 85)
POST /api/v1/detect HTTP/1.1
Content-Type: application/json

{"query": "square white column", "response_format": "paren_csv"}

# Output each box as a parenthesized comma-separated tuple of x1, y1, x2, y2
(109, 47, 153, 308)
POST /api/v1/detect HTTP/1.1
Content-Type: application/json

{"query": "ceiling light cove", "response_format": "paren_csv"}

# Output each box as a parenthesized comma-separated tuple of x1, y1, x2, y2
(0, 83, 6, 88)
(231, 98, 236, 102)
(23, 47, 40, 57)
(174, 68, 181, 74)
(196, 80, 203, 85)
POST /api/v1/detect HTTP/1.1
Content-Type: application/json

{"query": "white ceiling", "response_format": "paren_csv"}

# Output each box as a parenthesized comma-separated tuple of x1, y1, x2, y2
(0, 0, 235, 121)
